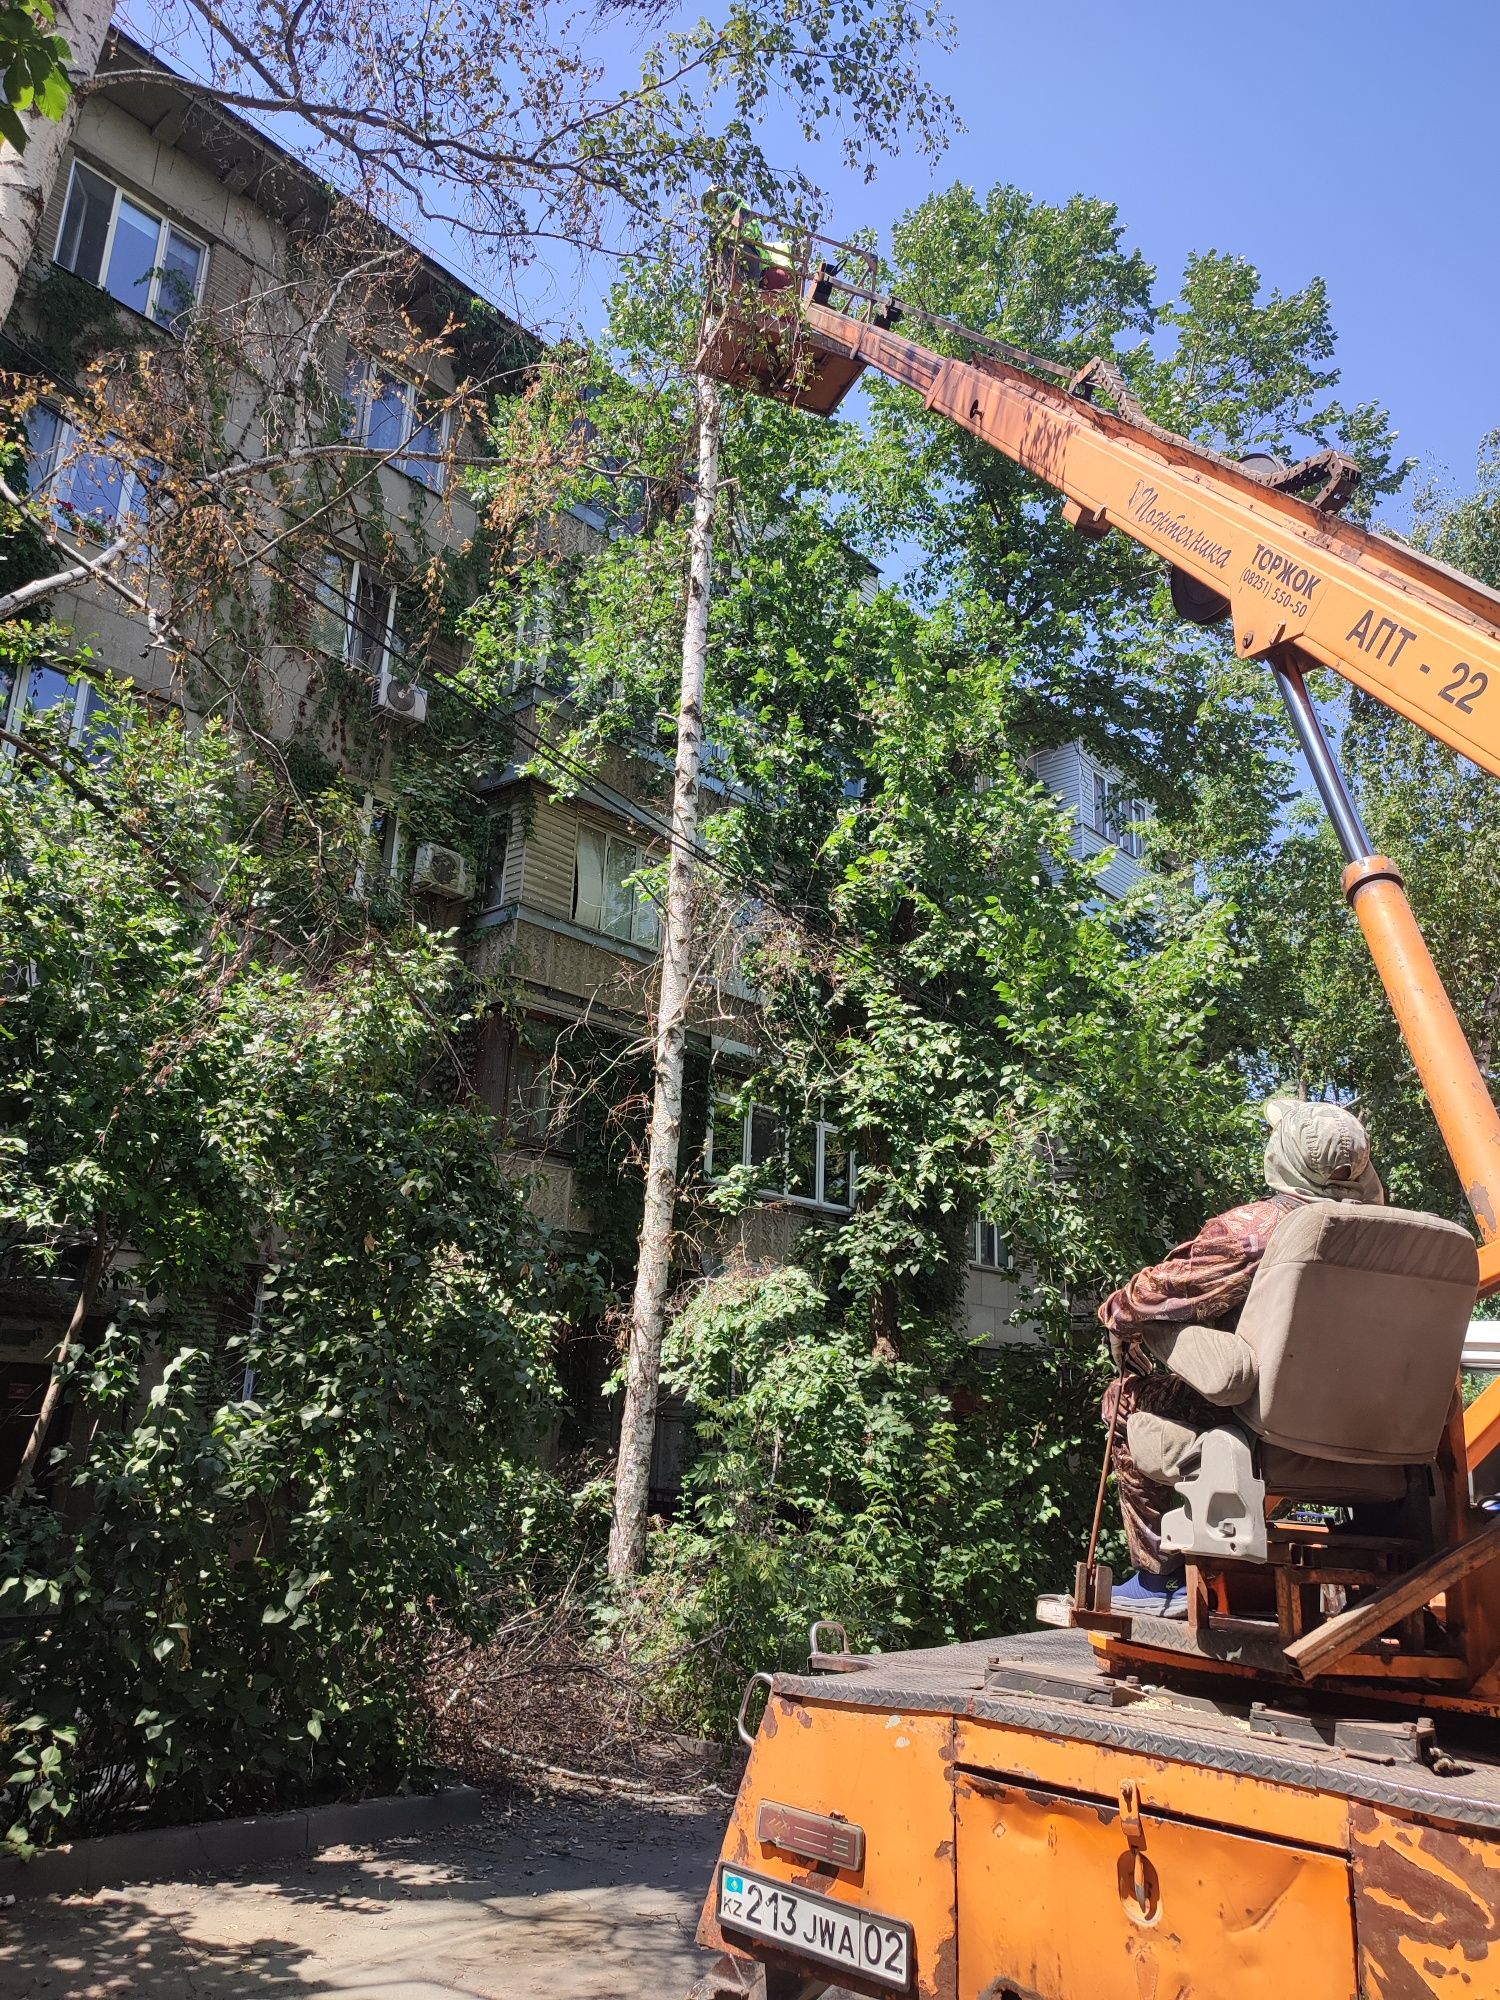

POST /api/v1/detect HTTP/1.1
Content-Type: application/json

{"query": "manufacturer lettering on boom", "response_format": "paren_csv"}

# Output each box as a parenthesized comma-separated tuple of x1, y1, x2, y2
(1253, 544, 1323, 601)
(1126, 483, 1232, 570)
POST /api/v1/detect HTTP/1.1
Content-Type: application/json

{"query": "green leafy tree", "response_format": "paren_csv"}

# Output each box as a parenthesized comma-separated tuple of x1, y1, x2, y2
(0, 0, 69, 152)
(842, 184, 1410, 807)
(0, 680, 559, 1848)
(462, 207, 1285, 1708)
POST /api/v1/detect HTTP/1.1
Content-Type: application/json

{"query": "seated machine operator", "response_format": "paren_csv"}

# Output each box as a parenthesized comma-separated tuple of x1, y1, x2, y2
(1100, 1098, 1385, 1618)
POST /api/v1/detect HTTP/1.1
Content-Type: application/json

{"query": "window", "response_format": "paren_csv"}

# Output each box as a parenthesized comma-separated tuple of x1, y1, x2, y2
(511, 594, 560, 692)
(27, 406, 149, 541)
(708, 1086, 855, 1211)
(344, 356, 449, 492)
(506, 1046, 555, 1145)
(480, 813, 510, 911)
(346, 564, 397, 676)
(972, 1215, 1011, 1272)
(235, 1273, 269, 1403)
(1083, 764, 1146, 861)
(55, 160, 206, 328)
(354, 791, 404, 897)
(1, 661, 111, 747)
(572, 824, 660, 947)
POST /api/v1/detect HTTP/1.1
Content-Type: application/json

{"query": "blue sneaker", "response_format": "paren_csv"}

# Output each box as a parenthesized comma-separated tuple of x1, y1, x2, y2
(1112, 1569, 1188, 1620)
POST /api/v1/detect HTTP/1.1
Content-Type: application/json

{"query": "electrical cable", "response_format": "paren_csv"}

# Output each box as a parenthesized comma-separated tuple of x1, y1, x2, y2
(8, 325, 1064, 1035)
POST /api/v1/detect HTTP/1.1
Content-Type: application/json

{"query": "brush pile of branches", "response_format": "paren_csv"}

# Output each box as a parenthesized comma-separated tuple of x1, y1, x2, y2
(425, 1588, 741, 1805)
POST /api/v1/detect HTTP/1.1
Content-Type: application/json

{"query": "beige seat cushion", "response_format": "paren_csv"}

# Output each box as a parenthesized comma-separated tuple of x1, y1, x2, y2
(1237, 1201, 1477, 1465)
(1259, 1445, 1409, 1503)
(1140, 1323, 1257, 1406)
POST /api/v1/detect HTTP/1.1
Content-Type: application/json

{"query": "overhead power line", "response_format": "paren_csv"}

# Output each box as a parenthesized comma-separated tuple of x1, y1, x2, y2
(9, 330, 1070, 1038)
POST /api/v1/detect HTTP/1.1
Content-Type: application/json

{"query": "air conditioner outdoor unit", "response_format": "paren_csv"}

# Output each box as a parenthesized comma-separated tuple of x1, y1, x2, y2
(374, 671, 428, 724)
(412, 842, 472, 901)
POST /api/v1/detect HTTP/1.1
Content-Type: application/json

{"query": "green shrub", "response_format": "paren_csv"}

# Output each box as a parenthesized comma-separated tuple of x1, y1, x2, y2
(623, 1263, 1103, 1736)
(0, 693, 561, 1847)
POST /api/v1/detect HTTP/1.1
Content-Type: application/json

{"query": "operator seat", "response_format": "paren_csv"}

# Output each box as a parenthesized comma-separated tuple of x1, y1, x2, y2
(1151, 1200, 1478, 1566)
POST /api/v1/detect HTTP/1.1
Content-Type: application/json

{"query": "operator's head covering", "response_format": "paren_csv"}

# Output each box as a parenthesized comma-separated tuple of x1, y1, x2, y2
(1263, 1098, 1385, 1206)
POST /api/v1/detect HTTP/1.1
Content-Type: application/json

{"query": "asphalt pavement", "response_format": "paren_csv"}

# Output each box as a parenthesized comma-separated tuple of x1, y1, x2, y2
(0, 1787, 726, 1999)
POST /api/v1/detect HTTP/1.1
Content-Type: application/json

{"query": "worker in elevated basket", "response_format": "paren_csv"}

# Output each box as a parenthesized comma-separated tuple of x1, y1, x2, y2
(1100, 1098, 1386, 1619)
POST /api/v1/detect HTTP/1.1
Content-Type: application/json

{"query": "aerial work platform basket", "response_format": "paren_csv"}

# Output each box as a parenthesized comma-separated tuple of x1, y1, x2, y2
(694, 207, 889, 415)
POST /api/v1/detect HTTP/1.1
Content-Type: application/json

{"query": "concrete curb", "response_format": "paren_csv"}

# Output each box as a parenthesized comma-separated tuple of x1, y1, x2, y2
(0, 1784, 486, 1902)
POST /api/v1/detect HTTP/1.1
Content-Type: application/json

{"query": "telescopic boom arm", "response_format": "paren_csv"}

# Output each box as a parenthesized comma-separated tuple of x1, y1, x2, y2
(697, 219, 1500, 1466)
(802, 301, 1500, 780)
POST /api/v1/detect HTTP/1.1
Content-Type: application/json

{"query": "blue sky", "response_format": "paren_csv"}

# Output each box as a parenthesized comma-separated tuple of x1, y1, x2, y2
(143, 0, 1496, 523)
(690, 0, 1498, 526)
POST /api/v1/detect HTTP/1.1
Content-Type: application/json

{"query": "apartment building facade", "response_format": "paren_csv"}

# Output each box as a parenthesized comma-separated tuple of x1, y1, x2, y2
(0, 30, 1154, 1488)
(0, 28, 544, 1486)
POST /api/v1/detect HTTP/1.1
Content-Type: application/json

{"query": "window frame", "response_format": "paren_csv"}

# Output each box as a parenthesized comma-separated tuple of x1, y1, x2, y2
(27, 405, 149, 543)
(971, 1215, 1012, 1273)
(706, 1087, 856, 1213)
(572, 822, 661, 948)
(354, 789, 405, 899)
(505, 1042, 557, 1148)
(0, 661, 110, 747)
(54, 158, 207, 328)
(1083, 760, 1147, 862)
(343, 560, 401, 683)
(343, 353, 450, 493)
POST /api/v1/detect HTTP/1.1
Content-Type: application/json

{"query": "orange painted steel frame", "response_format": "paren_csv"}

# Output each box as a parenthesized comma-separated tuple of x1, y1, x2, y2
(798, 300, 1500, 1479)
(703, 1691, 1500, 1999)
(804, 303, 1500, 781)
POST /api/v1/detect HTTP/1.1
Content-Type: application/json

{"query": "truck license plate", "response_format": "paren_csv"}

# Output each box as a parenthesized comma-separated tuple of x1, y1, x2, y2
(717, 1864, 912, 1990)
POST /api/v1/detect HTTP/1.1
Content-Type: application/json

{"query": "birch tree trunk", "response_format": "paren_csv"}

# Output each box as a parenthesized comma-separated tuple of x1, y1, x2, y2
(0, 0, 113, 325)
(608, 370, 723, 1580)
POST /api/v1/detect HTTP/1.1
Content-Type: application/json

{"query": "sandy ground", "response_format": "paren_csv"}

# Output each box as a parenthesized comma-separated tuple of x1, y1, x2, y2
(0, 1788, 726, 1999)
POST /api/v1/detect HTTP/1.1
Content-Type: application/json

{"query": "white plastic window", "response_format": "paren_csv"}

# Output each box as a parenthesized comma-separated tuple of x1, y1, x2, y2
(707, 1088, 855, 1211)
(354, 790, 404, 897)
(27, 406, 148, 543)
(1084, 763, 1146, 861)
(572, 825, 660, 946)
(55, 160, 205, 328)
(344, 561, 411, 688)
(344, 355, 449, 492)
(1, 663, 111, 749)
(972, 1216, 1011, 1271)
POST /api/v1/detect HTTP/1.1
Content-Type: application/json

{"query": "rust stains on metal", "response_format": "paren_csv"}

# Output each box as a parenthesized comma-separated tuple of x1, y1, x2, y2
(1353, 1805, 1500, 1997)
(930, 1919, 959, 2000)
(1469, 1180, 1500, 1239)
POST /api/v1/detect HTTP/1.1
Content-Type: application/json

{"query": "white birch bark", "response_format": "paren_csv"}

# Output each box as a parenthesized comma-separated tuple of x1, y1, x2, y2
(0, 0, 114, 326)
(608, 370, 723, 1580)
